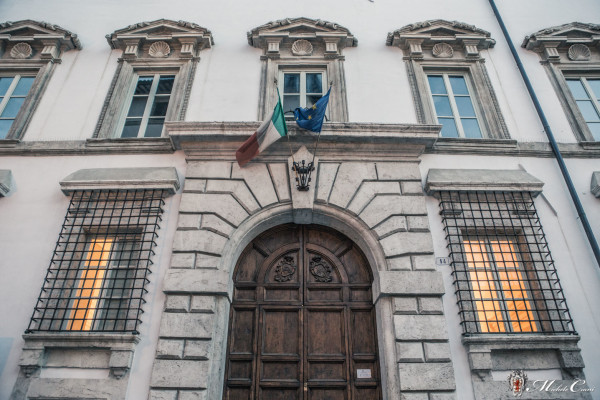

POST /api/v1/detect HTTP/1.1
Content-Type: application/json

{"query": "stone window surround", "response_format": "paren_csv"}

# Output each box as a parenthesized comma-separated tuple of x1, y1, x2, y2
(592, 171, 600, 197)
(387, 20, 510, 141)
(92, 19, 213, 141)
(522, 22, 600, 144)
(11, 167, 180, 399)
(0, 20, 81, 140)
(0, 169, 14, 196)
(425, 168, 588, 397)
(248, 17, 356, 122)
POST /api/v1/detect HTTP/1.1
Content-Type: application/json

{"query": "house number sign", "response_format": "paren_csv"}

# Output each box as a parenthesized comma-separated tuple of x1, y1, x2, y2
(357, 369, 372, 379)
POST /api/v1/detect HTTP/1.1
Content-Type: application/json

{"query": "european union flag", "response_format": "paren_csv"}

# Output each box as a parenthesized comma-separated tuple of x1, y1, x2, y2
(293, 88, 330, 133)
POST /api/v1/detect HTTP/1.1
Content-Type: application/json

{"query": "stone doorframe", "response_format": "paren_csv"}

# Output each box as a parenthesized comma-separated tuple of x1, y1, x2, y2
(148, 122, 456, 400)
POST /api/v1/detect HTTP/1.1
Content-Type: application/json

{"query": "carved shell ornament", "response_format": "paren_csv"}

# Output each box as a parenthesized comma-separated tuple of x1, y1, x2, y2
(10, 42, 33, 59)
(568, 44, 591, 61)
(432, 43, 454, 58)
(292, 39, 313, 56)
(274, 255, 297, 282)
(148, 41, 171, 58)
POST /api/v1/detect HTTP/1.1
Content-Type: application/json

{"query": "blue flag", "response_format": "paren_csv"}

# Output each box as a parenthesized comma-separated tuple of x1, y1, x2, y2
(293, 88, 330, 133)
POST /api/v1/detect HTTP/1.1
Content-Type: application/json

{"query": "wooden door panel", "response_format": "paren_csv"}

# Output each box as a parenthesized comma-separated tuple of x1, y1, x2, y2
(229, 307, 255, 354)
(306, 309, 346, 357)
(260, 308, 301, 356)
(259, 387, 300, 400)
(350, 309, 377, 356)
(308, 361, 346, 381)
(308, 387, 348, 400)
(261, 360, 300, 381)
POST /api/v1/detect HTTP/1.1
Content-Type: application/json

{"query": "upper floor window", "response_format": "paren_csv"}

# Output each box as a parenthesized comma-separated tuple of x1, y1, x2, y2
(427, 74, 483, 138)
(387, 20, 510, 140)
(566, 77, 600, 141)
(0, 20, 80, 140)
(0, 75, 35, 139)
(523, 23, 600, 143)
(280, 70, 326, 116)
(121, 74, 175, 138)
(93, 20, 213, 140)
(248, 17, 356, 122)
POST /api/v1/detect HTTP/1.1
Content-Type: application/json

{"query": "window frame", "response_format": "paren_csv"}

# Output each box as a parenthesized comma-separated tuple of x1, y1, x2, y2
(278, 68, 327, 118)
(425, 72, 486, 139)
(0, 74, 37, 139)
(559, 70, 600, 142)
(118, 72, 178, 139)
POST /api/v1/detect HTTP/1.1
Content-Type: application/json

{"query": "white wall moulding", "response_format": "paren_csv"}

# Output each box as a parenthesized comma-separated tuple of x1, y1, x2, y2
(248, 17, 357, 121)
(0, 169, 14, 196)
(591, 171, 600, 197)
(59, 167, 181, 194)
(0, 20, 81, 140)
(424, 168, 544, 196)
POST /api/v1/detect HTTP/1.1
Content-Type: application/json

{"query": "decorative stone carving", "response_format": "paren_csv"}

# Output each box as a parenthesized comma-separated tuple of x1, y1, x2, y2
(568, 44, 591, 61)
(10, 42, 32, 59)
(309, 256, 333, 282)
(432, 43, 453, 58)
(149, 41, 171, 58)
(291, 39, 313, 56)
(274, 255, 296, 282)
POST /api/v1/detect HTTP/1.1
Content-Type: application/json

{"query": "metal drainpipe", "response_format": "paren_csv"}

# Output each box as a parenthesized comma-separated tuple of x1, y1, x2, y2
(487, 0, 600, 268)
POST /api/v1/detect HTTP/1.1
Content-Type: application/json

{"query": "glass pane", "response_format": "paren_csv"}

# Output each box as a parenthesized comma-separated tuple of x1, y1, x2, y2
(13, 77, 35, 96)
(127, 96, 148, 117)
(576, 100, 600, 121)
(0, 119, 13, 139)
(144, 118, 164, 137)
(283, 95, 300, 112)
(449, 76, 469, 95)
(0, 77, 14, 96)
(0, 97, 25, 118)
(156, 75, 175, 94)
(134, 76, 154, 95)
(566, 79, 588, 99)
(433, 95, 453, 117)
(439, 117, 459, 137)
(121, 119, 141, 138)
(462, 118, 483, 138)
(587, 79, 600, 100)
(588, 122, 600, 141)
(306, 95, 322, 108)
(427, 75, 446, 94)
(455, 96, 476, 117)
(306, 73, 322, 94)
(284, 73, 300, 93)
(151, 96, 170, 116)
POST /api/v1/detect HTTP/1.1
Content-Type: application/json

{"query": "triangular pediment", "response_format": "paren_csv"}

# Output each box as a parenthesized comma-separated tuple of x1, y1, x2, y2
(525, 22, 600, 41)
(387, 20, 492, 45)
(248, 17, 356, 50)
(522, 22, 600, 58)
(0, 20, 81, 50)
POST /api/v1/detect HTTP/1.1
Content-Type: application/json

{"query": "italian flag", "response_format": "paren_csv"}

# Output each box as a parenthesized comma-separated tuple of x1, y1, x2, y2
(236, 96, 288, 167)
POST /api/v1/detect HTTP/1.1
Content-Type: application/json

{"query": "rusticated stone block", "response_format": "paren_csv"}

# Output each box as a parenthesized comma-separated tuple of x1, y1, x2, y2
(348, 181, 401, 214)
(396, 342, 424, 362)
(398, 362, 455, 391)
(424, 342, 451, 362)
(380, 232, 433, 257)
(184, 340, 211, 360)
(187, 161, 231, 179)
(401, 181, 423, 194)
(412, 255, 435, 271)
(191, 296, 216, 313)
(379, 271, 444, 296)
(171, 253, 195, 269)
(149, 390, 177, 400)
(419, 297, 444, 314)
(393, 297, 418, 314)
(172, 230, 228, 255)
(360, 195, 427, 228)
(387, 256, 412, 271)
(165, 295, 190, 312)
(374, 216, 407, 238)
(156, 339, 184, 359)
(179, 193, 248, 227)
(179, 391, 207, 400)
(394, 315, 448, 340)
(159, 313, 213, 339)
(151, 359, 209, 388)
(376, 162, 421, 180)
(163, 269, 230, 295)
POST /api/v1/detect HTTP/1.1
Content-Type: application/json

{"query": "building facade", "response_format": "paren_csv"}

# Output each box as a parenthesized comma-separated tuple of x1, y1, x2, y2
(0, 1, 599, 399)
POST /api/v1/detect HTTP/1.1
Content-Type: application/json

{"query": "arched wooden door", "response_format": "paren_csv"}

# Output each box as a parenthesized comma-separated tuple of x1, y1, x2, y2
(224, 224, 381, 400)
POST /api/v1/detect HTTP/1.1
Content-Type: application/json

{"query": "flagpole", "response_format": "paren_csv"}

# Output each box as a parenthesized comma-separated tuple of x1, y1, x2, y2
(310, 84, 332, 167)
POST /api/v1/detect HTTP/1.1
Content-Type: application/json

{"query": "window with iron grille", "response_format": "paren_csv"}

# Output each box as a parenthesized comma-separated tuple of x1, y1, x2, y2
(438, 191, 575, 335)
(27, 189, 166, 333)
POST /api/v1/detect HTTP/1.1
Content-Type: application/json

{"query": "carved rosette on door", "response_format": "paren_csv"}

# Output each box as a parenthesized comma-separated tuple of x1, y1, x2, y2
(224, 225, 381, 400)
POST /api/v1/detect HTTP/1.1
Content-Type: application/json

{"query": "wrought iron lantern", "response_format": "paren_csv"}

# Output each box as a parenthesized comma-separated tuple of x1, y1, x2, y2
(291, 160, 314, 191)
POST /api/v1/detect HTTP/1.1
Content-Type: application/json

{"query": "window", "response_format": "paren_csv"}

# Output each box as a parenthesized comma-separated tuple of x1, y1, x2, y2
(94, 20, 213, 140)
(280, 70, 326, 116)
(0, 20, 80, 139)
(427, 74, 483, 138)
(438, 190, 574, 335)
(27, 189, 166, 333)
(0, 76, 35, 139)
(566, 77, 600, 141)
(248, 17, 355, 122)
(121, 74, 175, 138)
(387, 20, 510, 140)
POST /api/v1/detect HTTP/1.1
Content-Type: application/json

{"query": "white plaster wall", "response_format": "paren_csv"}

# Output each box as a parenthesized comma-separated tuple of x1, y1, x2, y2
(0, 153, 186, 400)
(420, 154, 600, 399)
(0, 0, 596, 141)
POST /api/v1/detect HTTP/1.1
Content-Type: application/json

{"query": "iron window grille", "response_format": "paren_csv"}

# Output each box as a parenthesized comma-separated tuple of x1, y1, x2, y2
(438, 191, 575, 335)
(27, 189, 166, 333)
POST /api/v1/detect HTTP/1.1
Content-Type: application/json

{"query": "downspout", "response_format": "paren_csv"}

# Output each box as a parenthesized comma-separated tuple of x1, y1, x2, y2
(487, 0, 600, 268)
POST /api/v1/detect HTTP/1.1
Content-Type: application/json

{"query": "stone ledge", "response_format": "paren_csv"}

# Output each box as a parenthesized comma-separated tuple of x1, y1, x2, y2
(591, 171, 600, 198)
(0, 169, 14, 196)
(425, 169, 543, 196)
(59, 167, 181, 194)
